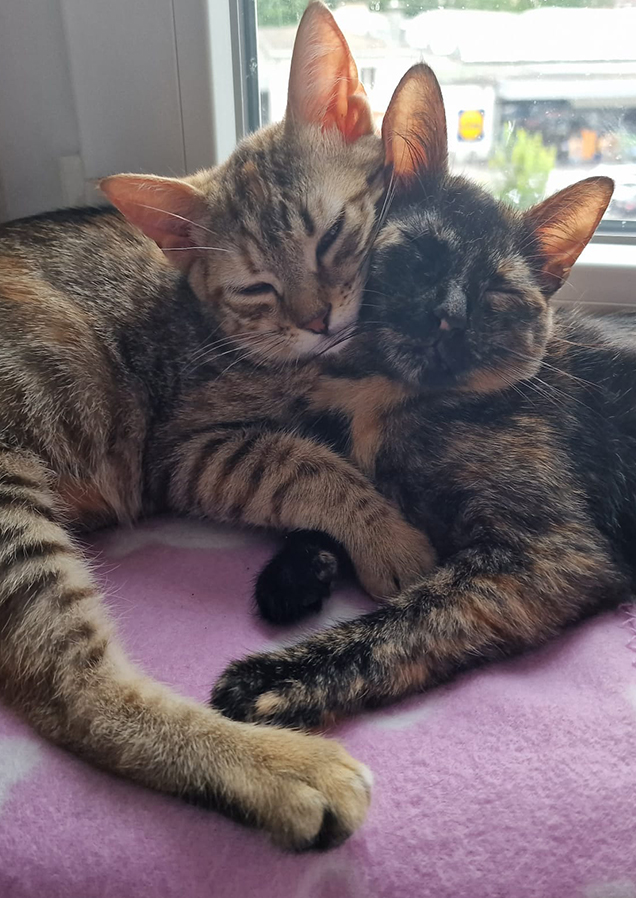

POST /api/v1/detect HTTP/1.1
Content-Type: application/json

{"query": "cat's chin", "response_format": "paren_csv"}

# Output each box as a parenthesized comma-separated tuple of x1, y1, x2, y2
(290, 324, 356, 362)
(301, 328, 355, 360)
(375, 341, 465, 392)
(377, 334, 547, 397)
(318, 335, 353, 357)
(379, 351, 517, 396)
(405, 361, 532, 397)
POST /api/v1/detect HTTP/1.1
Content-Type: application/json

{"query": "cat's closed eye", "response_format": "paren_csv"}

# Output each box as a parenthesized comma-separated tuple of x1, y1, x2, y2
(317, 212, 345, 259)
(237, 282, 276, 297)
(486, 284, 534, 313)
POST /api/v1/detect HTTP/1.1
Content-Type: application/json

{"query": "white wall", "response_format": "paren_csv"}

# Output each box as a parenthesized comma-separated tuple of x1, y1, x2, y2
(61, 0, 187, 184)
(0, 0, 81, 221)
(0, 0, 228, 224)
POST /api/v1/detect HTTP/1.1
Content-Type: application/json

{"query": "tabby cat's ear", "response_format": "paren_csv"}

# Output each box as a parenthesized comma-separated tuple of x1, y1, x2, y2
(99, 174, 208, 271)
(286, 1, 373, 143)
(382, 64, 448, 183)
(524, 176, 614, 293)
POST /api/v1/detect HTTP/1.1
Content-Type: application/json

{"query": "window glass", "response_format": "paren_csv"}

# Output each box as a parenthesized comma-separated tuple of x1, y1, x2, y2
(256, 1, 636, 223)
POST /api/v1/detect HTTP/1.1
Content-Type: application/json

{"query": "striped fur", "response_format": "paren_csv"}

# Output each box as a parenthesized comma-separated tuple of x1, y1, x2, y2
(0, 194, 387, 848)
(0, 29, 441, 843)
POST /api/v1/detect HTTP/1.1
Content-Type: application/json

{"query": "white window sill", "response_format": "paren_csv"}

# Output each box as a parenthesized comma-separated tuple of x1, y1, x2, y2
(561, 241, 636, 310)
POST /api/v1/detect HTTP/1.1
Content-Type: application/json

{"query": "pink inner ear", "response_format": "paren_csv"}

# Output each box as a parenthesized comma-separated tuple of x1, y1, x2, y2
(134, 215, 192, 250)
(382, 64, 448, 182)
(337, 86, 374, 144)
(526, 176, 614, 289)
(316, 66, 373, 142)
(286, 1, 373, 141)
(100, 175, 205, 253)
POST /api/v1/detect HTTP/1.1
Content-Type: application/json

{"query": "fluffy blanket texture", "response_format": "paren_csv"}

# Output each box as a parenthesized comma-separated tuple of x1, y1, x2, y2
(1, 517, 635, 898)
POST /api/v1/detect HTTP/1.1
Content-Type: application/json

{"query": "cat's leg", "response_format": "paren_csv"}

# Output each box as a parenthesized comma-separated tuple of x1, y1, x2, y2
(255, 531, 349, 624)
(0, 449, 371, 849)
(167, 427, 436, 599)
(212, 525, 629, 728)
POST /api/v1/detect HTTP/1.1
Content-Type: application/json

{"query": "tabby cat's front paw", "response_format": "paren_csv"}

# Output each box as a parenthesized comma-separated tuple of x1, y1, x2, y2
(211, 654, 326, 730)
(207, 723, 372, 851)
(354, 518, 436, 599)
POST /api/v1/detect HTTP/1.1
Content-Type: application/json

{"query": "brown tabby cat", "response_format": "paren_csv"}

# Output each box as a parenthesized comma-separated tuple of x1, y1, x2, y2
(0, 5, 434, 850)
(211, 65, 631, 732)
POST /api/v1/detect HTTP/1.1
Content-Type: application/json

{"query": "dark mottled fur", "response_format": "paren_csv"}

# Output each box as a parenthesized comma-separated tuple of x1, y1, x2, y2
(212, 65, 630, 731)
(256, 530, 349, 624)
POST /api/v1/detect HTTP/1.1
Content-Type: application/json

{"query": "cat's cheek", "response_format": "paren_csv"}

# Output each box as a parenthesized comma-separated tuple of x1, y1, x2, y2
(330, 289, 362, 334)
(332, 304, 359, 334)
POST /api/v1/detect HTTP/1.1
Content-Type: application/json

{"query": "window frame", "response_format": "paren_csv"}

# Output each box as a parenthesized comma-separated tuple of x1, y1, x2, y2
(181, 0, 260, 166)
(59, 0, 260, 182)
(230, 0, 261, 137)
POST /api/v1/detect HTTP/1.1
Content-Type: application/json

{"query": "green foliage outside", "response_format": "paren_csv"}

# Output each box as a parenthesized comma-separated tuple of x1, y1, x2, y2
(257, 0, 333, 27)
(257, 0, 615, 28)
(490, 125, 557, 209)
(617, 130, 636, 164)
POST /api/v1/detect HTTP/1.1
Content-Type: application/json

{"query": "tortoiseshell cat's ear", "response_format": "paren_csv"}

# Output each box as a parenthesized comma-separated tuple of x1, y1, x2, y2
(285, 1, 373, 143)
(99, 174, 208, 271)
(382, 63, 448, 182)
(524, 176, 614, 294)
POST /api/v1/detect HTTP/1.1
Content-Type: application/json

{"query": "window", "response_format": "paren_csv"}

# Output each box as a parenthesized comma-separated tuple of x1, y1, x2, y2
(3, 0, 633, 304)
(254, 1, 636, 230)
(360, 66, 377, 92)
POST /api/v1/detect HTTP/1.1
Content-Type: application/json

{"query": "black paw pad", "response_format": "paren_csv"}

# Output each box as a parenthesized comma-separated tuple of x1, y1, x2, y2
(255, 531, 343, 625)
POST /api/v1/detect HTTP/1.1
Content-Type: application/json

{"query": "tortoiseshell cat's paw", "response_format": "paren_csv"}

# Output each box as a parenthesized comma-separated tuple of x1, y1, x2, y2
(212, 654, 328, 730)
(255, 531, 348, 625)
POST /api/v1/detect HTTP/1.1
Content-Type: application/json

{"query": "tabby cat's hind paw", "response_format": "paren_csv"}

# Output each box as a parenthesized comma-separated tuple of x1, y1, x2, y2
(255, 530, 344, 625)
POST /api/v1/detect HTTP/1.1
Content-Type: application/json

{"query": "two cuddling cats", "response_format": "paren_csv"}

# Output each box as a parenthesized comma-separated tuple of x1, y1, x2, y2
(0, 0, 626, 851)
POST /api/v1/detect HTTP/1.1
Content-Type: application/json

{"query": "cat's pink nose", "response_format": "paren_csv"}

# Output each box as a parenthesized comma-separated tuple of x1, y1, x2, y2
(302, 304, 331, 335)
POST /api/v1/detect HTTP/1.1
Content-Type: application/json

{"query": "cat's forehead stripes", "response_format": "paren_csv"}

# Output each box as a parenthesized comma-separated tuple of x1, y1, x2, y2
(184, 120, 384, 364)
(221, 168, 376, 279)
(240, 161, 268, 204)
(300, 208, 316, 236)
(400, 207, 461, 250)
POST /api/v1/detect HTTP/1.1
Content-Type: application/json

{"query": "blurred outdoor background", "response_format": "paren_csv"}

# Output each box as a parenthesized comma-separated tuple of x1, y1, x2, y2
(255, 0, 636, 221)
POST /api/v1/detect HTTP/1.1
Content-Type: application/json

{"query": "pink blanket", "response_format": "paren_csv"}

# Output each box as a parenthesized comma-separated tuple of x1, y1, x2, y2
(1, 517, 635, 898)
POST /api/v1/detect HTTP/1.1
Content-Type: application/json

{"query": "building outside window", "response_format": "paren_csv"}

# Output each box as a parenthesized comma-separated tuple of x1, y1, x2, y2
(255, 1, 636, 224)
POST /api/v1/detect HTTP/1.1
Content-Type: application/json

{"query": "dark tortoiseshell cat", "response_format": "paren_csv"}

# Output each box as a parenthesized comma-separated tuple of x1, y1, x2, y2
(212, 65, 632, 730)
